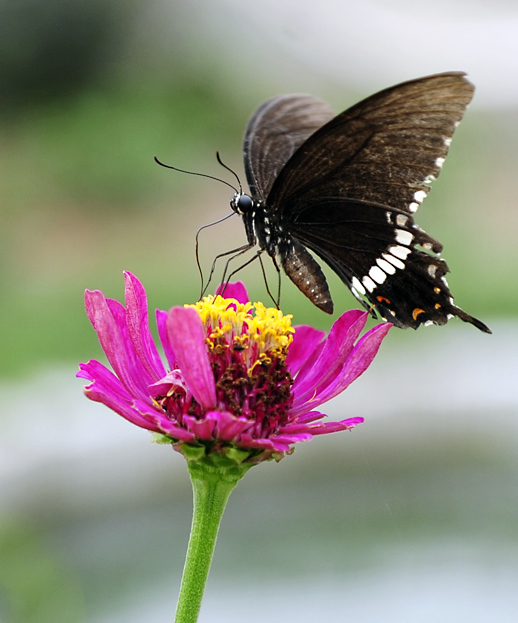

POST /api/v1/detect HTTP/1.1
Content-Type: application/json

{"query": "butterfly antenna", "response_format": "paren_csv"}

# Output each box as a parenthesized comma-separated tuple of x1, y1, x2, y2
(216, 152, 243, 194)
(154, 155, 239, 193)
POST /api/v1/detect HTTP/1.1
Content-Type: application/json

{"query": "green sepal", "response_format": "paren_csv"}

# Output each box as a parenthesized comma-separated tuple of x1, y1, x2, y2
(186, 452, 255, 484)
(152, 432, 174, 445)
(180, 444, 206, 461)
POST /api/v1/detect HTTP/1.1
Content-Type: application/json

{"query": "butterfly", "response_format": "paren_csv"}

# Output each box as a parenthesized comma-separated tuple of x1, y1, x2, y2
(227, 71, 490, 333)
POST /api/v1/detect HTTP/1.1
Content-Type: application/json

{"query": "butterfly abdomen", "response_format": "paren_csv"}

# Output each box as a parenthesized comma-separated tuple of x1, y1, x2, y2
(279, 237, 334, 313)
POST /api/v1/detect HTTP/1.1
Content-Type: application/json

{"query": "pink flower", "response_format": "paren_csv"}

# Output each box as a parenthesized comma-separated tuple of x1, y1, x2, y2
(77, 273, 391, 463)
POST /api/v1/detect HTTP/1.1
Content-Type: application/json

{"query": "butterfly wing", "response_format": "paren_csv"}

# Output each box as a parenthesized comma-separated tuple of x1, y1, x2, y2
(288, 197, 489, 331)
(243, 94, 334, 201)
(243, 72, 489, 332)
(267, 72, 474, 214)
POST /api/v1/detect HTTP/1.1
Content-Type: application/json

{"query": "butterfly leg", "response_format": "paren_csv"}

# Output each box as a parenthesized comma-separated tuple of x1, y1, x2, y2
(220, 248, 283, 310)
(258, 253, 281, 310)
(201, 243, 253, 298)
(222, 248, 264, 289)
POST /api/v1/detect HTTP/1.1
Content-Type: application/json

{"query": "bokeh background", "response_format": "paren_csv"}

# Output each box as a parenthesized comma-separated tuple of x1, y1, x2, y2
(1, 0, 517, 621)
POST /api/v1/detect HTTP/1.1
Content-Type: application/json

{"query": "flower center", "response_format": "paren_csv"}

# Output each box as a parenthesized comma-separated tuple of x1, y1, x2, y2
(195, 294, 294, 430)
(158, 294, 295, 440)
(190, 295, 294, 361)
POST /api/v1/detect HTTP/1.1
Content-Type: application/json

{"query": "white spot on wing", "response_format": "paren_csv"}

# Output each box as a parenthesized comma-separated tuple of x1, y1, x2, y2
(389, 245, 411, 260)
(409, 189, 427, 212)
(351, 276, 366, 295)
(369, 265, 387, 284)
(395, 229, 414, 245)
(377, 257, 396, 275)
(396, 214, 408, 227)
(383, 252, 405, 270)
(414, 190, 427, 203)
(436, 156, 446, 168)
(444, 137, 452, 147)
(362, 275, 377, 293)
(428, 264, 437, 277)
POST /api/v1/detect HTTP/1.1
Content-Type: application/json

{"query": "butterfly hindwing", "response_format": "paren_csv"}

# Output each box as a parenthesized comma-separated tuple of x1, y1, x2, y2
(288, 198, 461, 328)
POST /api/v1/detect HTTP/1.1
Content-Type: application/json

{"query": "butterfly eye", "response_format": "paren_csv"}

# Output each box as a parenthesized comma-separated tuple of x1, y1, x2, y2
(231, 193, 254, 215)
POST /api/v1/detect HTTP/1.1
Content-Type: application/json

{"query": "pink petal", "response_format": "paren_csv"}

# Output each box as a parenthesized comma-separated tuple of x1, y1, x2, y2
(77, 359, 133, 401)
(286, 410, 328, 425)
(106, 296, 156, 395)
(148, 369, 187, 397)
(85, 290, 152, 402)
(280, 415, 363, 437)
(123, 272, 166, 381)
(269, 433, 313, 444)
(156, 309, 176, 368)
(208, 410, 253, 441)
(292, 310, 367, 411)
(301, 322, 392, 409)
(127, 399, 197, 441)
(182, 414, 217, 439)
(81, 375, 161, 432)
(79, 362, 184, 434)
(167, 307, 217, 410)
(286, 325, 326, 376)
(155, 424, 197, 442)
(238, 434, 289, 452)
(215, 281, 249, 303)
(305, 417, 364, 435)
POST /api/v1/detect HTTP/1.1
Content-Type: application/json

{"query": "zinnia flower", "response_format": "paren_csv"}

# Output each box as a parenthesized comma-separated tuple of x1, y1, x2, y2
(78, 271, 393, 623)
(77, 272, 391, 464)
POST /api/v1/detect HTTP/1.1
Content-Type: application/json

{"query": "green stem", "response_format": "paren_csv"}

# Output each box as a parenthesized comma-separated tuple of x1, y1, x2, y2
(174, 459, 251, 623)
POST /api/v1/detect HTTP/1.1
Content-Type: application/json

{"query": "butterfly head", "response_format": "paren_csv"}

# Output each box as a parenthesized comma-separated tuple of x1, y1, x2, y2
(230, 192, 254, 216)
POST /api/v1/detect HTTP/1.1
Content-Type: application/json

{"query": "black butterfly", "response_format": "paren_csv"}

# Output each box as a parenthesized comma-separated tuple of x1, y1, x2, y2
(228, 71, 490, 333)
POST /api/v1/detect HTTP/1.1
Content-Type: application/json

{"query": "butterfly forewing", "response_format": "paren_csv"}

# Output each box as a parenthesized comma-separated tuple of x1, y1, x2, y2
(266, 72, 474, 215)
(243, 94, 334, 201)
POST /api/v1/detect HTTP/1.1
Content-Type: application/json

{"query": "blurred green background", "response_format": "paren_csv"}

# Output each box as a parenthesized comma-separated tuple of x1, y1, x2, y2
(1, 1, 517, 621)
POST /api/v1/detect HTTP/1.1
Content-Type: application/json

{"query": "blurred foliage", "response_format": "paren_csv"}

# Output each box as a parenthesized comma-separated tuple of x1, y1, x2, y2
(0, 0, 124, 111)
(0, 519, 85, 622)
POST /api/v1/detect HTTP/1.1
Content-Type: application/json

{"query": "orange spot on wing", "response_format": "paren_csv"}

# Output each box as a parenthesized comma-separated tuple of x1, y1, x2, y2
(377, 295, 391, 305)
(412, 307, 426, 320)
